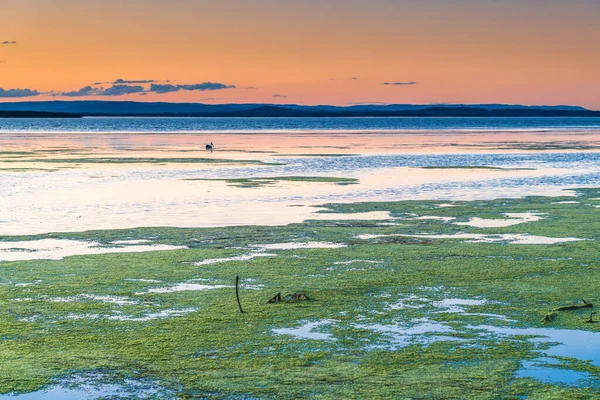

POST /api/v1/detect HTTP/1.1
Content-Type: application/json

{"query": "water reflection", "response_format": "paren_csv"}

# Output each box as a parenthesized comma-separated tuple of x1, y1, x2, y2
(1, 133, 600, 235)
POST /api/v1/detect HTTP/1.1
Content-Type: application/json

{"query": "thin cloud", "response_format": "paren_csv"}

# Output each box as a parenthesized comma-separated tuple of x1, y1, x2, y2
(60, 84, 145, 97)
(347, 101, 390, 105)
(180, 82, 235, 91)
(351, 77, 359, 80)
(149, 84, 179, 94)
(61, 86, 98, 97)
(149, 82, 235, 94)
(92, 79, 159, 85)
(0, 88, 40, 98)
(1, 41, 17, 46)
(272, 94, 287, 98)
(383, 81, 417, 86)
(6, 80, 237, 98)
(99, 84, 145, 96)
(114, 78, 156, 84)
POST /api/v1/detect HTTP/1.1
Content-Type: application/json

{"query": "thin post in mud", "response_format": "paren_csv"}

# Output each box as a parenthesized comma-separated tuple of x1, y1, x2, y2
(235, 275, 245, 313)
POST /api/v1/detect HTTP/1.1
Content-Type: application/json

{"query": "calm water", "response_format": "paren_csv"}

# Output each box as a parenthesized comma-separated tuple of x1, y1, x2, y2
(1, 116, 600, 133)
(1, 150, 599, 235)
(1, 117, 600, 234)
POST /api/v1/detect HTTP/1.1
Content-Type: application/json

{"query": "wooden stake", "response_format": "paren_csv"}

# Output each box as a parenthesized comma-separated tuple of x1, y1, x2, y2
(235, 275, 245, 313)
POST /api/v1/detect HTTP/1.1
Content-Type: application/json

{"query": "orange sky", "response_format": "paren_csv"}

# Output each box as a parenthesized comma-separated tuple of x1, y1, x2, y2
(0, 0, 599, 108)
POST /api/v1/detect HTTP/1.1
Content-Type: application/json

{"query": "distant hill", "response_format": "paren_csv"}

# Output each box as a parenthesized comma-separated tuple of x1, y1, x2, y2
(0, 101, 598, 117)
(0, 110, 81, 118)
(287, 103, 589, 113)
(186, 106, 600, 118)
(0, 101, 258, 115)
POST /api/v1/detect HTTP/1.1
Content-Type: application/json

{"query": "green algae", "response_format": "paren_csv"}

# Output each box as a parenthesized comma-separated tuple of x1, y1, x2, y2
(419, 166, 536, 171)
(276, 154, 359, 157)
(1, 189, 600, 397)
(184, 176, 359, 188)
(0, 168, 60, 172)
(0, 157, 280, 166)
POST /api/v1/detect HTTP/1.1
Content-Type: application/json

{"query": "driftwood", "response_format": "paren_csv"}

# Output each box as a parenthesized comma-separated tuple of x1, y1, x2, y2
(267, 293, 282, 304)
(541, 312, 556, 324)
(555, 299, 593, 311)
(284, 293, 310, 303)
(267, 292, 310, 304)
(586, 312, 597, 324)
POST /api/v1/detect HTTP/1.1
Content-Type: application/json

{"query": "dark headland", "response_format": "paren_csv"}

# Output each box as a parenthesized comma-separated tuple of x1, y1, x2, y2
(0, 110, 82, 118)
(0, 101, 599, 118)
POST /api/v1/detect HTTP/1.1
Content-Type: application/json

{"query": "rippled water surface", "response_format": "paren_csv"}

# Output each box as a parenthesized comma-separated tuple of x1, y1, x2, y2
(1, 119, 600, 235)
(1, 116, 600, 133)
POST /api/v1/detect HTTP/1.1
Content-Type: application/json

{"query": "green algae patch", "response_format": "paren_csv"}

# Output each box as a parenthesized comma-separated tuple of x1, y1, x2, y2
(2, 189, 600, 397)
(419, 166, 536, 171)
(0, 168, 60, 172)
(184, 176, 359, 188)
(0, 157, 280, 166)
(276, 153, 359, 157)
(494, 142, 600, 151)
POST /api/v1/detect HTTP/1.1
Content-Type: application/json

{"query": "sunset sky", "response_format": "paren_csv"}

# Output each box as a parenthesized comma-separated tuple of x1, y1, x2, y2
(1, 0, 599, 108)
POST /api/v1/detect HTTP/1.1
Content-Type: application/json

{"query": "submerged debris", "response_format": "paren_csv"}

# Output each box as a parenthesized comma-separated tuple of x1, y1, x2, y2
(542, 312, 556, 324)
(555, 299, 593, 311)
(267, 292, 311, 304)
(267, 293, 282, 304)
(284, 293, 311, 303)
(586, 312, 597, 324)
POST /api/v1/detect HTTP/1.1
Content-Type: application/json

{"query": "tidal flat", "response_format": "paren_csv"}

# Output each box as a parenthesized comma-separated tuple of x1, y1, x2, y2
(2, 127, 600, 398)
(1, 189, 600, 398)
